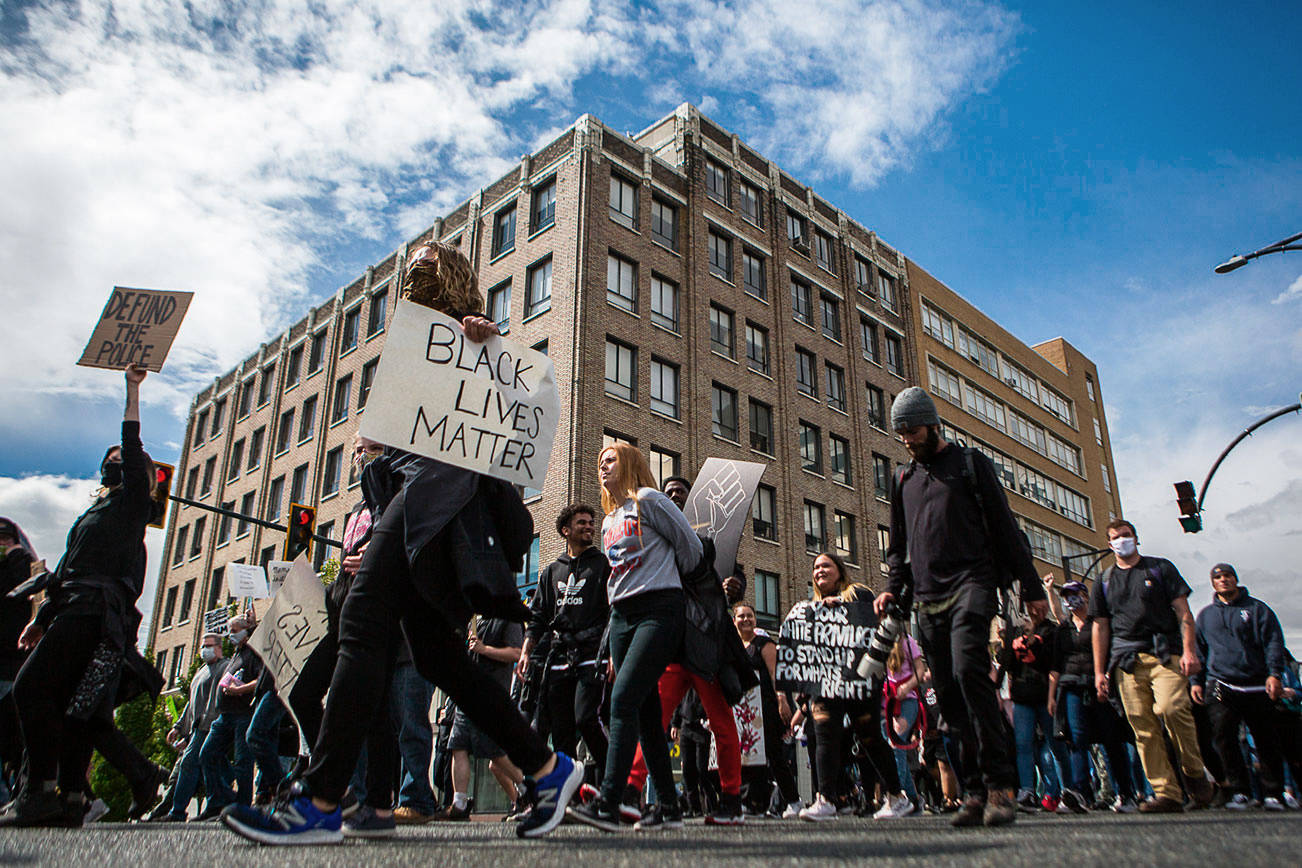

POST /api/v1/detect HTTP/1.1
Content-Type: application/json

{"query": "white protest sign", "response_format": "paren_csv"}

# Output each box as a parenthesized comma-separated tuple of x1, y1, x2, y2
(359, 300, 559, 489)
(249, 555, 329, 736)
(78, 286, 194, 372)
(267, 560, 293, 595)
(709, 685, 767, 768)
(226, 562, 271, 599)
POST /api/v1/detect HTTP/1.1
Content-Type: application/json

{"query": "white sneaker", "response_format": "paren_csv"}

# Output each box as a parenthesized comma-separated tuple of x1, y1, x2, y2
(873, 794, 914, 820)
(781, 801, 802, 819)
(1263, 797, 1285, 812)
(86, 799, 110, 823)
(1113, 796, 1139, 814)
(1284, 792, 1300, 810)
(1225, 793, 1251, 811)
(798, 796, 838, 822)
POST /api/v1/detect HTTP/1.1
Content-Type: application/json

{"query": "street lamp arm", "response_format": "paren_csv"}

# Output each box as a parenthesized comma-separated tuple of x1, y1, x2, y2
(1215, 231, 1302, 273)
(1196, 401, 1302, 510)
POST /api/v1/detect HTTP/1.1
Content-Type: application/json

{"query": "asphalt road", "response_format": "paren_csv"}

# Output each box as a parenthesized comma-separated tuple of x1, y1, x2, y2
(0, 809, 1297, 867)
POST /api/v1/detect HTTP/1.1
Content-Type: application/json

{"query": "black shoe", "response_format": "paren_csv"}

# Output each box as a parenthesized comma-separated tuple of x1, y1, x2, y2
(705, 792, 744, 826)
(634, 803, 684, 831)
(432, 800, 473, 821)
(1060, 789, 1089, 814)
(128, 764, 169, 820)
(338, 789, 360, 820)
(618, 784, 642, 824)
(0, 788, 64, 828)
(567, 797, 621, 833)
(195, 803, 226, 822)
(950, 796, 986, 828)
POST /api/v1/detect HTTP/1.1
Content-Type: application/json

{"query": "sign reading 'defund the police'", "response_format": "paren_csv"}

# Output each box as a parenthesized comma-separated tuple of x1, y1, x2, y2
(775, 598, 878, 700)
(78, 287, 194, 372)
(359, 300, 560, 489)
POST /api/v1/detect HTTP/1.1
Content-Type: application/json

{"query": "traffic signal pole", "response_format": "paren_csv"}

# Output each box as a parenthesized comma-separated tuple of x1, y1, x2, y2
(164, 493, 342, 549)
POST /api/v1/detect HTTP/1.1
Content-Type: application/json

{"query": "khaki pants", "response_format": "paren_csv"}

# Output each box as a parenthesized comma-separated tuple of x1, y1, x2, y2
(1115, 653, 1205, 801)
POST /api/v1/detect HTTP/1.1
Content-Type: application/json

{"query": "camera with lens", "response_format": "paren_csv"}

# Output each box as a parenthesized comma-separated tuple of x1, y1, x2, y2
(857, 603, 909, 681)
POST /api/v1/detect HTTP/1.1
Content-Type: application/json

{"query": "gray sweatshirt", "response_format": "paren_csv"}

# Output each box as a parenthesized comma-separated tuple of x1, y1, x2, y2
(601, 488, 702, 605)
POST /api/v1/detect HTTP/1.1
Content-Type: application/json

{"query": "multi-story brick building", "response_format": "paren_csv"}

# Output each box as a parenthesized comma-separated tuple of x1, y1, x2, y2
(146, 104, 1119, 689)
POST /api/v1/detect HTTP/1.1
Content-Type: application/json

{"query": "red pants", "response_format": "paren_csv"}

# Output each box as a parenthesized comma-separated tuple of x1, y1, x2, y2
(628, 664, 741, 795)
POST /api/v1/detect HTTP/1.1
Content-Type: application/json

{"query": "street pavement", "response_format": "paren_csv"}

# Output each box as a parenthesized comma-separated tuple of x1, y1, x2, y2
(0, 809, 1297, 867)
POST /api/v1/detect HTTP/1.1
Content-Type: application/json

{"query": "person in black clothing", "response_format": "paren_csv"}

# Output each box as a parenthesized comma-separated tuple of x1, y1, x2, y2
(998, 611, 1068, 812)
(1, 365, 155, 827)
(200, 613, 263, 814)
(518, 504, 610, 781)
(733, 603, 801, 817)
(1192, 563, 1289, 810)
(0, 517, 36, 804)
(875, 387, 1048, 828)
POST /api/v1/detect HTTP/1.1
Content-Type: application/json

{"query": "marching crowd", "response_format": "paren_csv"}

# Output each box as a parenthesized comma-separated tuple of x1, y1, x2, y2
(0, 244, 1297, 847)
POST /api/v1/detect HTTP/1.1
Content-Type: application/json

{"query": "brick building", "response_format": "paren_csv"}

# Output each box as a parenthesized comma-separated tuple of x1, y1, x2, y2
(146, 104, 1119, 690)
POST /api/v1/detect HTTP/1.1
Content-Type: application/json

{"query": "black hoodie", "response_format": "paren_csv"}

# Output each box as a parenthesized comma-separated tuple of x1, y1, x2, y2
(1193, 587, 1287, 688)
(526, 546, 610, 645)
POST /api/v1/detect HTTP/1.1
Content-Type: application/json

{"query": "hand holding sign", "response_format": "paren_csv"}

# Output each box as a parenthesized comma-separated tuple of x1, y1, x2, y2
(78, 287, 193, 372)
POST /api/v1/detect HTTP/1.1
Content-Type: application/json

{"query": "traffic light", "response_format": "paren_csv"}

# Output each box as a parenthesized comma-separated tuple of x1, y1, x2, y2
(1174, 480, 1202, 533)
(284, 503, 316, 560)
(149, 462, 175, 529)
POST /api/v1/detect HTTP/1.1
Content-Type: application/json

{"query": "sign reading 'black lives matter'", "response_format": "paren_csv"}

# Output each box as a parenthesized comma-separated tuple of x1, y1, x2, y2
(359, 300, 560, 490)
(775, 597, 878, 700)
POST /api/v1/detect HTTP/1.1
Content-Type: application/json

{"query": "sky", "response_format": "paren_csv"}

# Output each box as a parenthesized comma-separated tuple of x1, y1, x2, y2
(1, 0, 1299, 647)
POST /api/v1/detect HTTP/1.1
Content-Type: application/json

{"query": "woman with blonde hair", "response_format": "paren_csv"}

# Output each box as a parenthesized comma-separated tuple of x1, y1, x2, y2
(570, 443, 701, 832)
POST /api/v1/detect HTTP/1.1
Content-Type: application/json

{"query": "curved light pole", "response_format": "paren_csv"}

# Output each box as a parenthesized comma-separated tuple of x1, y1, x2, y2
(1214, 231, 1302, 273)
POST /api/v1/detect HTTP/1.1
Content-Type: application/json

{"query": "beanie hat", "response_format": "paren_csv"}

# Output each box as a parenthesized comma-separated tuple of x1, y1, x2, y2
(1210, 563, 1237, 578)
(890, 386, 939, 431)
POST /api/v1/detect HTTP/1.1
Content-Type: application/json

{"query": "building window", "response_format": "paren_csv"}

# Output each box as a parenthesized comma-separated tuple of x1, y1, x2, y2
(609, 173, 638, 229)
(649, 447, 680, 489)
(705, 159, 729, 205)
(258, 365, 275, 407)
(745, 322, 770, 376)
(185, 466, 198, 499)
(247, 426, 264, 470)
(650, 358, 679, 418)
(884, 332, 904, 377)
(1101, 464, 1111, 493)
(650, 275, 678, 331)
(210, 398, 226, 438)
(607, 253, 637, 312)
(708, 231, 732, 281)
(200, 457, 216, 497)
(651, 196, 677, 249)
(492, 203, 517, 257)
(308, 330, 327, 373)
(742, 250, 766, 300)
(604, 338, 636, 402)
(532, 339, 548, 356)
(525, 257, 552, 317)
(331, 375, 351, 424)
(860, 317, 880, 364)
(238, 491, 255, 537)
(826, 363, 846, 411)
(928, 359, 964, 407)
(265, 476, 284, 521)
(878, 271, 898, 312)
(488, 280, 511, 333)
(709, 304, 735, 358)
(921, 301, 955, 348)
(873, 453, 892, 498)
(171, 526, 188, 566)
(313, 521, 334, 572)
(1093, 418, 1104, 446)
(1086, 375, 1096, 402)
(156, 649, 167, 679)
(786, 210, 808, 251)
(791, 275, 813, 326)
(289, 463, 309, 506)
(514, 535, 542, 595)
(749, 399, 773, 454)
(602, 430, 636, 450)
(190, 517, 205, 557)
(795, 347, 817, 397)
(711, 383, 738, 441)
(341, 307, 360, 352)
(854, 256, 873, 296)
(284, 345, 304, 390)
(752, 486, 777, 540)
(168, 647, 184, 688)
(367, 289, 388, 337)
(830, 434, 851, 485)
(322, 446, 343, 497)
(877, 525, 891, 574)
(179, 579, 195, 623)
(531, 178, 556, 232)
(358, 359, 378, 410)
(799, 421, 822, 474)
(820, 292, 841, 341)
(738, 181, 762, 226)
(833, 511, 857, 563)
(1042, 386, 1075, 427)
(298, 395, 317, 442)
(803, 501, 825, 553)
(227, 439, 244, 481)
(236, 377, 254, 419)
(194, 409, 208, 446)
(217, 501, 234, 546)
(1047, 432, 1083, 476)
(754, 569, 780, 627)
(814, 230, 836, 273)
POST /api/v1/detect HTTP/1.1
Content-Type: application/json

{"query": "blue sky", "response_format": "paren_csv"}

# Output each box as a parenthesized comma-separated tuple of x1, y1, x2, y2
(1, 0, 1299, 644)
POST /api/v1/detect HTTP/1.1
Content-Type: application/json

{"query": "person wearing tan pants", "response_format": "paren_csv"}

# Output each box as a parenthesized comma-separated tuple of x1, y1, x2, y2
(1114, 654, 1205, 804)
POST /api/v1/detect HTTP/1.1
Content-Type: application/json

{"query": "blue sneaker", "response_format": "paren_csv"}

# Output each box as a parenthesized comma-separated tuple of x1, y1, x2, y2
(221, 792, 342, 846)
(515, 753, 583, 838)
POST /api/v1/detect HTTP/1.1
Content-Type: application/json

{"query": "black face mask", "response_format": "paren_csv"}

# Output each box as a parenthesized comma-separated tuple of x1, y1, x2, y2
(101, 461, 123, 488)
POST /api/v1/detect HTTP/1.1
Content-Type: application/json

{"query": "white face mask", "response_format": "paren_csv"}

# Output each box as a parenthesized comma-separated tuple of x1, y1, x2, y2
(230, 629, 249, 645)
(200, 646, 218, 663)
(1109, 535, 1138, 559)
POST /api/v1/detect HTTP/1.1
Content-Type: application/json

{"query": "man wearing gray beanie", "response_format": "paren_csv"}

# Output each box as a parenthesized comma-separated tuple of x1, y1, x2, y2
(874, 386, 1047, 828)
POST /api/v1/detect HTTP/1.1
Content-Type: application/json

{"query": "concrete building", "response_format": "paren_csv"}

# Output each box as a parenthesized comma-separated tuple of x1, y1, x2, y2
(146, 105, 1117, 689)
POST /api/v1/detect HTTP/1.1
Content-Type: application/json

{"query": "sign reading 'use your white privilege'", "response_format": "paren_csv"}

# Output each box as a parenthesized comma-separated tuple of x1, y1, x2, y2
(359, 300, 560, 489)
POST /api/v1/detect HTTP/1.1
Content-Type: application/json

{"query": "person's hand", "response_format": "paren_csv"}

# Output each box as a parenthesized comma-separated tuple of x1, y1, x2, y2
(1191, 684, 1205, 705)
(1180, 651, 1201, 678)
(1095, 671, 1110, 702)
(342, 553, 363, 574)
(468, 636, 483, 655)
(461, 315, 499, 343)
(1026, 599, 1050, 623)
(125, 364, 148, 385)
(669, 726, 679, 742)
(1283, 687, 1297, 701)
(821, 595, 843, 607)
(721, 576, 742, 599)
(1266, 676, 1283, 702)
(1047, 696, 1057, 718)
(873, 592, 895, 618)
(514, 652, 530, 680)
(166, 728, 180, 747)
(778, 694, 793, 726)
(606, 659, 615, 683)
(17, 621, 43, 651)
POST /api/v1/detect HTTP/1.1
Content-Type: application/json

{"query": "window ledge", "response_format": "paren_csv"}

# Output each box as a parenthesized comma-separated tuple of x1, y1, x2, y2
(329, 416, 349, 429)
(743, 290, 770, 306)
(750, 447, 775, 460)
(488, 246, 515, 265)
(711, 434, 741, 448)
(832, 480, 855, 492)
(755, 536, 781, 547)
(650, 237, 680, 256)
(800, 468, 826, 480)
(527, 221, 555, 242)
(606, 301, 640, 319)
(321, 489, 340, 503)
(651, 322, 681, 338)
(522, 307, 551, 324)
(649, 410, 683, 426)
(710, 350, 739, 365)
(605, 394, 641, 410)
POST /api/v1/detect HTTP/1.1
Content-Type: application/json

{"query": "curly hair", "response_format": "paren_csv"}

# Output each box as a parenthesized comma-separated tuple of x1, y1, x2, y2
(555, 503, 596, 537)
(401, 241, 483, 317)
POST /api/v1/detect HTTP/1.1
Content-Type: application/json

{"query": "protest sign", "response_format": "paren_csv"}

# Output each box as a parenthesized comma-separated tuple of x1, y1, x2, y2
(775, 598, 878, 700)
(78, 287, 193, 372)
(709, 685, 766, 769)
(249, 555, 328, 735)
(226, 562, 271, 599)
(359, 300, 560, 489)
(683, 458, 767, 580)
(267, 560, 292, 595)
(203, 607, 230, 636)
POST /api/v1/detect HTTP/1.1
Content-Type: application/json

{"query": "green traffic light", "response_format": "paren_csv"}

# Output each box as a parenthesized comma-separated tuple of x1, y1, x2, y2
(1179, 515, 1203, 533)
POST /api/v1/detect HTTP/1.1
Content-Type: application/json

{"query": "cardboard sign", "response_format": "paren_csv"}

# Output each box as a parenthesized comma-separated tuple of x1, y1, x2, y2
(683, 458, 767, 579)
(226, 562, 271, 599)
(267, 560, 292, 595)
(78, 287, 194, 372)
(249, 555, 328, 736)
(775, 598, 878, 700)
(359, 300, 560, 489)
(202, 607, 230, 636)
(709, 685, 766, 769)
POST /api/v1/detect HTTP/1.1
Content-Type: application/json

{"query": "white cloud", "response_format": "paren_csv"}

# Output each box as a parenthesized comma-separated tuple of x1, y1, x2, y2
(1273, 274, 1302, 304)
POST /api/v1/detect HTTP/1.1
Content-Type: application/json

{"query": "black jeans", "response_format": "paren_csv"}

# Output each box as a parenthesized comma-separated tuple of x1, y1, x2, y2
(600, 588, 684, 806)
(811, 695, 900, 800)
(13, 613, 102, 793)
(759, 691, 799, 804)
(916, 582, 1017, 796)
(1206, 685, 1285, 799)
(303, 491, 550, 803)
(545, 661, 607, 780)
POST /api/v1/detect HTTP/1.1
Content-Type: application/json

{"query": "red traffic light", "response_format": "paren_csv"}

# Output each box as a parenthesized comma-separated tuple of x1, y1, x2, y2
(150, 461, 175, 529)
(284, 503, 316, 560)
